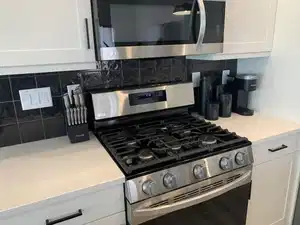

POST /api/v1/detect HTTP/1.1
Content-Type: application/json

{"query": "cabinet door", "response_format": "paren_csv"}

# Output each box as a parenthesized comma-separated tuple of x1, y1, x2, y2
(84, 212, 126, 225)
(0, 0, 95, 67)
(246, 153, 293, 225)
(223, 0, 278, 54)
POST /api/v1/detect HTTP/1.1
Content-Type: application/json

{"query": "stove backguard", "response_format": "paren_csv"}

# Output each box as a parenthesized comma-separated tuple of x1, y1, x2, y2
(91, 83, 194, 120)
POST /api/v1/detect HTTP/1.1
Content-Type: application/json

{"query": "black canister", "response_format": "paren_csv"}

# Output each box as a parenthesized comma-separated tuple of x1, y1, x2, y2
(219, 93, 232, 117)
(205, 102, 219, 121)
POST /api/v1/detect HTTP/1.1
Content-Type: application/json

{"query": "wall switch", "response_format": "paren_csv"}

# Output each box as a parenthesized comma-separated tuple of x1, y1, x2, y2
(19, 87, 53, 110)
(192, 72, 201, 87)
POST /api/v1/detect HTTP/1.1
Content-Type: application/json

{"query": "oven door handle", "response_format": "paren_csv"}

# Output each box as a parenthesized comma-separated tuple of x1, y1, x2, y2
(196, 0, 206, 50)
(134, 170, 251, 217)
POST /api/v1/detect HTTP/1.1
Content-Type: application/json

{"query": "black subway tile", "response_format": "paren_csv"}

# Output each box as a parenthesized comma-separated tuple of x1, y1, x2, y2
(19, 120, 45, 143)
(36, 73, 62, 97)
(15, 101, 41, 123)
(0, 77, 12, 102)
(0, 124, 21, 147)
(44, 117, 66, 139)
(0, 102, 17, 126)
(123, 69, 140, 87)
(59, 71, 81, 93)
(10, 75, 36, 100)
(41, 97, 64, 119)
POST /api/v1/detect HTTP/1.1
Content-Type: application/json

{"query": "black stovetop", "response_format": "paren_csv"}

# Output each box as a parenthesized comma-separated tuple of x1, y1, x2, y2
(96, 113, 251, 178)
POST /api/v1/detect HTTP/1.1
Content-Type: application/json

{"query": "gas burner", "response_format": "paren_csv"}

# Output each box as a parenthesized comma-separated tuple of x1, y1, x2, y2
(138, 149, 155, 161)
(123, 155, 134, 166)
(136, 128, 158, 137)
(198, 135, 217, 145)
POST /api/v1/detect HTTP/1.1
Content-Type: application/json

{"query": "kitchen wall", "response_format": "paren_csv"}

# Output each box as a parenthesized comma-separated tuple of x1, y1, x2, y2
(0, 57, 237, 148)
(237, 0, 300, 126)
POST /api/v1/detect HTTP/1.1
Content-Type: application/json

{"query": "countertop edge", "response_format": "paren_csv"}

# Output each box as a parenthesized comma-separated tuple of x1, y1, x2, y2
(251, 128, 300, 145)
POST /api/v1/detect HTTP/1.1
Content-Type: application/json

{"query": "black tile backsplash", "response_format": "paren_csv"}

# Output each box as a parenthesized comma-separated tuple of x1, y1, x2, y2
(19, 120, 45, 143)
(0, 77, 13, 102)
(0, 57, 237, 148)
(10, 75, 37, 100)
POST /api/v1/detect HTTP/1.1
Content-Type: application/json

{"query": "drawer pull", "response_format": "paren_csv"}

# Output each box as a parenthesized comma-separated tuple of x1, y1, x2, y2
(268, 144, 288, 152)
(46, 209, 83, 225)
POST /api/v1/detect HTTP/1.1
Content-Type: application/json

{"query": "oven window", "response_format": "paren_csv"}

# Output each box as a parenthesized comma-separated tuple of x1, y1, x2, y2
(140, 183, 251, 225)
(95, 0, 225, 47)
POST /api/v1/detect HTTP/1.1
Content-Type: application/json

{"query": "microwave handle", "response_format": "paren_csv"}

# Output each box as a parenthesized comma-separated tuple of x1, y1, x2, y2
(134, 170, 251, 218)
(189, 0, 198, 42)
(196, 0, 206, 50)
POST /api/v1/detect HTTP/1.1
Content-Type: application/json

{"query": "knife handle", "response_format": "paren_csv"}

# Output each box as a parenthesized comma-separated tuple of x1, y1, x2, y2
(70, 108, 74, 126)
(77, 108, 81, 124)
(66, 109, 71, 126)
(84, 107, 87, 123)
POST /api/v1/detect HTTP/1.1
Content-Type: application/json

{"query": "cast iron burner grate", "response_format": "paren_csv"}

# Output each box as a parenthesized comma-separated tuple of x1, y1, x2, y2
(96, 113, 251, 177)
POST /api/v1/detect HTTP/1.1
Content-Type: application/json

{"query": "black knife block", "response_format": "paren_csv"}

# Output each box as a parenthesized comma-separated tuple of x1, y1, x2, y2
(67, 123, 89, 143)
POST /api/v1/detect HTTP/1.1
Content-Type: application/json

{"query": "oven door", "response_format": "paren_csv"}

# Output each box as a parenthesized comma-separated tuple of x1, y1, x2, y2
(92, 0, 226, 60)
(127, 166, 252, 225)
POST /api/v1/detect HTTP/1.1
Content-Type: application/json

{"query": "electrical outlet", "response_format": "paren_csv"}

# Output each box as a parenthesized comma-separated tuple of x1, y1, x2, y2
(19, 87, 53, 110)
(192, 72, 201, 87)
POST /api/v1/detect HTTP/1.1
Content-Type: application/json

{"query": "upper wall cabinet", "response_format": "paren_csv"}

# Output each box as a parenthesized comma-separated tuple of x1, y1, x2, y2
(0, 0, 95, 68)
(223, 0, 278, 54)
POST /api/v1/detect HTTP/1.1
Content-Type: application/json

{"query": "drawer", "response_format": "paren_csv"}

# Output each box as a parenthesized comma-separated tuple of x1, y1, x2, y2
(3, 185, 124, 225)
(84, 212, 126, 225)
(252, 133, 298, 165)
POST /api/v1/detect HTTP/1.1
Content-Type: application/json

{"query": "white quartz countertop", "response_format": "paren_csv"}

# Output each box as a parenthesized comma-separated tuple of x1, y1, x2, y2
(0, 133, 124, 216)
(209, 113, 300, 142)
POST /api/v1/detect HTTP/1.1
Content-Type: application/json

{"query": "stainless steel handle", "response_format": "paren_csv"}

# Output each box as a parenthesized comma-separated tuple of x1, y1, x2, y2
(85, 18, 91, 49)
(196, 0, 206, 50)
(135, 170, 251, 217)
(268, 144, 288, 152)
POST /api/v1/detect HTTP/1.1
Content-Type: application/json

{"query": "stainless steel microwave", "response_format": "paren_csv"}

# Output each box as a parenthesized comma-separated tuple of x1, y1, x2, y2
(91, 0, 226, 60)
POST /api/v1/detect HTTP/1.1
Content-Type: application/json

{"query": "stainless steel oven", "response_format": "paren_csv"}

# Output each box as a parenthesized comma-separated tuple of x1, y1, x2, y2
(91, 0, 226, 60)
(127, 165, 252, 225)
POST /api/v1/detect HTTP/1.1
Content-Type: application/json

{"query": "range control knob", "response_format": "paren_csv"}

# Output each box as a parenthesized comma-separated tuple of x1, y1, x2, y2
(219, 157, 232, 170)
(193, 165, 206, 179)
(163, 173, 177, 189)
(235, 152, 246, 165)
(142, 180, 156, 195)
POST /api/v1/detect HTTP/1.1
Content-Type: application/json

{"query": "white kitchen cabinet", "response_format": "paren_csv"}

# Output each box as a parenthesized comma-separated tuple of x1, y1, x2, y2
(0, 0, 95, 69)
(246, 153, 294, 225)
(223, 0, 278, 54)
(84, 212, 126, 225)
(1, 185, 124, 225)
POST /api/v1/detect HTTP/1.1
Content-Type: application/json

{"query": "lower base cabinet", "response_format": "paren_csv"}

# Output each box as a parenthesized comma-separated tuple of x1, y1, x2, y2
(84, 212, 125, 225)
(246, 153, 294, 225)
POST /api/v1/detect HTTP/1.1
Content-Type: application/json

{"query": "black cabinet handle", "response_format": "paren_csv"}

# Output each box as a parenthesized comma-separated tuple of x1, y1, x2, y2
(46, 209, 83, 225)
(85, 18, 91, 49)
(268, 144, 288, 152)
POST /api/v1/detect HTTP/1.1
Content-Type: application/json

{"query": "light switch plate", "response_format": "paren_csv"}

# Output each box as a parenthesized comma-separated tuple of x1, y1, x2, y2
(19, 87, 53, 110)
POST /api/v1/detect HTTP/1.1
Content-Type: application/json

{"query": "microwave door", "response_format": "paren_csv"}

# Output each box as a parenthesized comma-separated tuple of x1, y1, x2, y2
(93, 0, 224, 60)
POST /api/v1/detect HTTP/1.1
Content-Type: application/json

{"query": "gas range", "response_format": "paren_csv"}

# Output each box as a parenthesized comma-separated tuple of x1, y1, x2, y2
(97, 112, 251, 178)
(91, 82, 253, 225)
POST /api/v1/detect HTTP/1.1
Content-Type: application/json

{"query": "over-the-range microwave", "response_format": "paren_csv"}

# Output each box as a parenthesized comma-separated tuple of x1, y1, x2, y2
(91, 0, 226, 60)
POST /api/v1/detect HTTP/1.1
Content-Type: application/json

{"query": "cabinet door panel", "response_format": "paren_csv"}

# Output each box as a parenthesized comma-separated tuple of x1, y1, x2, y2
(224, 0, 278, 53)
(246, 153, 293, 225)
(85, 212, 125, 225)
(0, 0, 95, 67)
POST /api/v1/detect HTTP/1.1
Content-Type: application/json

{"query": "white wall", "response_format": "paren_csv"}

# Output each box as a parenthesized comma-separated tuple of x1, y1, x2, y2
(237, 0, 300, 123)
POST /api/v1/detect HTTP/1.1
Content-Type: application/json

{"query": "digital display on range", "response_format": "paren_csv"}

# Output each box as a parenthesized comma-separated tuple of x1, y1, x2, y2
(129, 90, 167, 106)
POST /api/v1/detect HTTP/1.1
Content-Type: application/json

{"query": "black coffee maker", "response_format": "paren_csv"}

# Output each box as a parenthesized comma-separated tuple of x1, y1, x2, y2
(229, 74, 257, 116)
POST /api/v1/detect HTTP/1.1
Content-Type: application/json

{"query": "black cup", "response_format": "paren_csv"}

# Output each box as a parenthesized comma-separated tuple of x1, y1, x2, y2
(219, 93, 232, 118)
(205, 102, 219, 121)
